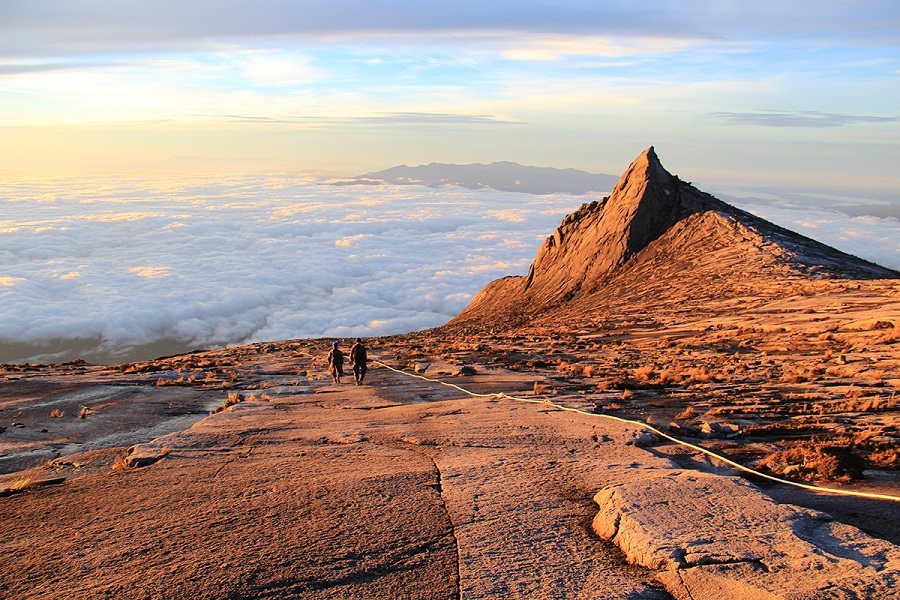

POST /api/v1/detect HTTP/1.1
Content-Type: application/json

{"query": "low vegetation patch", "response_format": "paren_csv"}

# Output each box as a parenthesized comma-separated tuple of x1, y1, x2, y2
(214, 393, 245, 413)
(757, 443, 865, 482)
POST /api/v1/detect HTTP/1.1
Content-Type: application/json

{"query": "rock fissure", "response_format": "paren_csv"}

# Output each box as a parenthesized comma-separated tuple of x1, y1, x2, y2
(422, 451, 462, 600)
(374, 436, 463, 599)
(676, 570, 698, 600)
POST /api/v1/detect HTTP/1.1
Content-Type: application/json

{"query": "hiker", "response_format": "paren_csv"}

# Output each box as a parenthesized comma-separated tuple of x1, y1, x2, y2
(349, 338, 368, 385)
(326, 341, 344, 383)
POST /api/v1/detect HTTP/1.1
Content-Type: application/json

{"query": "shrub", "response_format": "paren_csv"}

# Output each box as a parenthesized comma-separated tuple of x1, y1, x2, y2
(869, 448, 900, 469)
(633, 365, 655, 382)
(684, 366, 714, 384)
(657, 369, 678, 385)
(757, 443, 864, 481)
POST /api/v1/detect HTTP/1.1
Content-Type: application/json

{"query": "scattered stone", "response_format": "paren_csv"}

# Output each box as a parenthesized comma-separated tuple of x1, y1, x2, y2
(124, 443, 171, 469)
(327, 432, 368, 445)
(700, 422, 740, 439)
(453, 365, 477, 376)
(626, 430, 659, 447)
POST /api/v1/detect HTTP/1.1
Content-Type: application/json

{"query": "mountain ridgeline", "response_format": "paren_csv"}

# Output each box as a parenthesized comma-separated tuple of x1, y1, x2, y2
(449, 147, 899, 329)
(352, 161, 619, 195)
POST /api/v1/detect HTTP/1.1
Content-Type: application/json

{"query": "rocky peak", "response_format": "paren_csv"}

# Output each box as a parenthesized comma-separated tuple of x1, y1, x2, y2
(523, 146, 710, 299)
(449, 146, 898, 330)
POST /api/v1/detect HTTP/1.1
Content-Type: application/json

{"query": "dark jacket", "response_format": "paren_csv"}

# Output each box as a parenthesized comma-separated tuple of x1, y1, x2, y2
(350, 343, 367, 366)
(327, 348, 344, 372)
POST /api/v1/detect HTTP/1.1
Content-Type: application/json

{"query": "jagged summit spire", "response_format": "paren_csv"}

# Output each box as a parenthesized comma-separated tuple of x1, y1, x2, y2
(448, 147, 898, 330)
(610, 146, 668, 197)
(520, 146, 697, 299)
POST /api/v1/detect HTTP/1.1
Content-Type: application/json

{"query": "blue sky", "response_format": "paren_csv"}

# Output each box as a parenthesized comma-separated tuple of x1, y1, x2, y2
(0, 1, 898, 196)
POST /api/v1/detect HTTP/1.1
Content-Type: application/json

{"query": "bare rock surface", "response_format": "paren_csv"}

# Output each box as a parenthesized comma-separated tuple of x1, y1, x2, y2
(594, 470, 900, 598)
(2, 350, 898, 599)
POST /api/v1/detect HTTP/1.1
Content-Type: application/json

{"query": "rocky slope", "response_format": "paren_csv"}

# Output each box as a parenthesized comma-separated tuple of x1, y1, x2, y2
(449, 147, 898, 330)
(3, 334, 899, 599)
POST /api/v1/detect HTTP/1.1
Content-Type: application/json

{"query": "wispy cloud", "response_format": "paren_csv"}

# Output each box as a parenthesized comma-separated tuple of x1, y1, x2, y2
(356, 112, 519, 125)
(217, 112, 517, 127)
(0, 61, 104, 75)
(2, 2, 896, 59)
(709, 110, 899, 128)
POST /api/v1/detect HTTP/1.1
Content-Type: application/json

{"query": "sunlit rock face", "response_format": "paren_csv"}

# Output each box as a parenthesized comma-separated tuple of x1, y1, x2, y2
(450, 147, 898, 329)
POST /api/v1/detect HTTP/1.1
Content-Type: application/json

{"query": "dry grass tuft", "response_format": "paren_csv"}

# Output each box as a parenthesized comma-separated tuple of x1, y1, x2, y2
(875, 327, 900, 344)
(49, 409, 65, 418)
(684, 366, 714, 384)
(9, 476, 34, 492)
(757, 443, 864, 482)
(824, 393, 899, 414)
(633, 365, 656, 382)
(674, 405, 696, 421)
(214, 393, 244, 413)
(869, 448, 900, 469)
(657, 369, 678, 385)
(844, 384, 864, 399)
(826, 364, 859, 378)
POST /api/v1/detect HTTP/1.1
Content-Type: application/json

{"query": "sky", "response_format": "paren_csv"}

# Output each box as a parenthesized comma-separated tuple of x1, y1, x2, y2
(0, 1, 898, 194)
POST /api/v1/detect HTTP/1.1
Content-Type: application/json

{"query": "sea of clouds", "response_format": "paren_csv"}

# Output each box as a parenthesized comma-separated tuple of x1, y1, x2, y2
(0, 175, 587, 363)
(1, 174, 898, 364)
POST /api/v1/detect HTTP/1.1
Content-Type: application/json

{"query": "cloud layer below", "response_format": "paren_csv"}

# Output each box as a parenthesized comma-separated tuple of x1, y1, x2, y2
(0, 176, 585, 363)
(1, 175, 897, 364)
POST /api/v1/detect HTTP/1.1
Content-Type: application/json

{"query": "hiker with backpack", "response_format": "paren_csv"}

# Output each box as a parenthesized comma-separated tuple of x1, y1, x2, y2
(350, 338, 368, 385)
(326, 341, 344, 383)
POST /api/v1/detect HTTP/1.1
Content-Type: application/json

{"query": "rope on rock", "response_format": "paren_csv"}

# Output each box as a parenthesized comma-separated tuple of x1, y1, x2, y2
(372, 360, 900, 503)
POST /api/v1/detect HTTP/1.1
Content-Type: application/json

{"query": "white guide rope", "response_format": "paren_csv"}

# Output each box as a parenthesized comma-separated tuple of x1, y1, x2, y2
(372, 360, 900, 503)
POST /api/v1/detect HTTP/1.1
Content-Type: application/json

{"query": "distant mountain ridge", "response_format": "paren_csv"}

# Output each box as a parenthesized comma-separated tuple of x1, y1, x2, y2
(335, 161, 619, 195)
(448, 147, 899, 329)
